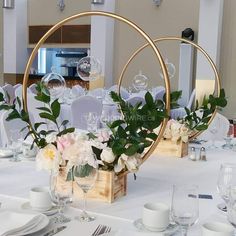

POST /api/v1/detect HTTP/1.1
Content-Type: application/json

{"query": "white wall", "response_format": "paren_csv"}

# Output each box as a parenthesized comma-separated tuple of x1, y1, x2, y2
(91, 0, 116, 87)
(0, 7, 3, 85)
(3, 0, 28, 74)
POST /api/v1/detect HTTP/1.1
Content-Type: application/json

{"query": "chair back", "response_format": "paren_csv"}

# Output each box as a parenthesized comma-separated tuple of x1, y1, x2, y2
(29, 84, 37, 94)
(71, 95, 103, 130)
(126, 96, 145, 107)
(2, 84, 14, 103)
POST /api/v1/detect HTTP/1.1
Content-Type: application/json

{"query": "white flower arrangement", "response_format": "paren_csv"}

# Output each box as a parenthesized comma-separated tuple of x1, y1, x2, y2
(36, 130, 142, 176)
(163, 119, 190, 143)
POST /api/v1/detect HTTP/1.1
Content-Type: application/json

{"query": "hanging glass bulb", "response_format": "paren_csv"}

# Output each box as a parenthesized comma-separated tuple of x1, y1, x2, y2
(160, 58, 176, 80)
(76, 49, 102, 81)
(132, 70, 149, 92)
(41, 69, 66, 99)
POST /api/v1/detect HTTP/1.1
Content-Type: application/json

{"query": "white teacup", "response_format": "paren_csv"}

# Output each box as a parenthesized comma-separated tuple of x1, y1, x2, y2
(29, 187, 52, 211)
(202, 222, 234, 236)
(142, 202, 170, 231)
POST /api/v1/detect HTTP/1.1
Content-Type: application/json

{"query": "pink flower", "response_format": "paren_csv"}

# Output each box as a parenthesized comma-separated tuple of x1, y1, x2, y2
(97, 129, 110, 142)
(57, 133, 76, 152)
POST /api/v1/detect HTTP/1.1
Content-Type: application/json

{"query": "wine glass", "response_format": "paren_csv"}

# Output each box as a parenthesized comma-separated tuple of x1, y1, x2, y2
(217, 163, 236, 212)
(73, 155, 98, 222)
(171, 185, 199, 236)
(209, 116, 221, 149)
(227, 186, 236, 230)
(223, 124, 234, 150)
(8, 129, 22, 162)
(50, 167, 73, 224)
(86, 112, 99, 133)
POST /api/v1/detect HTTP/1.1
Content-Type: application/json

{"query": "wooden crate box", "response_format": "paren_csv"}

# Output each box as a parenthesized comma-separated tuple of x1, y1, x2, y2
(155, 139, 188, 158)
(73, 170, 127, 203)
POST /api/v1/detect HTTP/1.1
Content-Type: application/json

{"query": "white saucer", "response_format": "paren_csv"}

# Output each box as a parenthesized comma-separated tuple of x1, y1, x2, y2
(133, 218, 178, 235)
(0, 149, 13, 158)
(21, 202, 58, 216)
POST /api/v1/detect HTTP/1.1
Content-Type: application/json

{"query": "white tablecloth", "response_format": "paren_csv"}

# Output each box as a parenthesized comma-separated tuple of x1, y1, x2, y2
(0, 147, 236, 235)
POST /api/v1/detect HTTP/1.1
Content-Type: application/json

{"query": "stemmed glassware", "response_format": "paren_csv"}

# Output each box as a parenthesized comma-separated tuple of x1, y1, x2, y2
(50, 167, 73, 224)
(73, 154, 98, 222)
(8, 129, 22, 162)
(86, 112, 99, 133)
(227, 186, 236, 229)
(217, 163, 236, 212)
(222, 124, 234, 150)
(209, 117, 221, 149)
(171, 185, 199, 236)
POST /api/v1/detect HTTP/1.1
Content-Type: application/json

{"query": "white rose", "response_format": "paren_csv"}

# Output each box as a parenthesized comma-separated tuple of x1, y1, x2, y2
(62, 140, 97, 169)
(101, 147, 115, 163)
(114, 153, 141, 173)
(36, 144, 61, 172)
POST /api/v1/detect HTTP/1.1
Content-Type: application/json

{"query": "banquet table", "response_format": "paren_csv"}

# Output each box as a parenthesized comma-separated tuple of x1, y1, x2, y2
(0, 146, 236, 235)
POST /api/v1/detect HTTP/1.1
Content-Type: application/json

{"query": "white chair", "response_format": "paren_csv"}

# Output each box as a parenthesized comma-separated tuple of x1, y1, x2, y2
(13, 84, 21, 92)
(126, 96, 145, 107)
(170, 89, 196, 120)
(15, 86, 32, 99)
(108, 85, 130, 100)
(1, 110, 28, 147)
(154, 87, 166, 101)
(27, 93, 58, 131)
(71, 85, 85, 97)
(71, 96, 103, 130)
(88, 88, 104, 99)
(198, 112, 229, 141)
(29, 83, 37, 94)
(2, 84, 14, 103)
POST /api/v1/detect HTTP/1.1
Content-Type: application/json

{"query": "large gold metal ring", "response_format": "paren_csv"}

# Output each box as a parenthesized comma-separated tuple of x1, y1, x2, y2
(118, 36, 221, 141)
(22, 11, 170, 165)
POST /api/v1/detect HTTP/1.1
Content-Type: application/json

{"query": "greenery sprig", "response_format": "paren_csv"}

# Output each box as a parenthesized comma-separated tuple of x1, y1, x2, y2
(0, 83, 74, 149)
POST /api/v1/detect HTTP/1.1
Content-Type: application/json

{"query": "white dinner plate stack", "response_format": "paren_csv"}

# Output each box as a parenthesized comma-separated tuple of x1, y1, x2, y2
(0, 211, 49, 236)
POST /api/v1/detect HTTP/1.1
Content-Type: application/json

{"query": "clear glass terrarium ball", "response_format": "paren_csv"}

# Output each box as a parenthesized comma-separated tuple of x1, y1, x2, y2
(41, 72, 66, 99)
(159, 58, 176, 80)
(132, 71, 149, 92)
(77, 52, 102, 81)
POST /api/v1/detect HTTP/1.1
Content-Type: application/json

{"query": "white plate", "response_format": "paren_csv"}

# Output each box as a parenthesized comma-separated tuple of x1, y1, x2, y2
(0, 148, 13, 158)
(21, 202, 58, 216)
(14, 214, 49, 236)
(133, 219, 178, 235)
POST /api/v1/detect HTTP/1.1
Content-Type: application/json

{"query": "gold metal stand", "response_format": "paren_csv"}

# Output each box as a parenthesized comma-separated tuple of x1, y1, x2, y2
(118, 36, 221, 140)
(22, 11, 170, 164)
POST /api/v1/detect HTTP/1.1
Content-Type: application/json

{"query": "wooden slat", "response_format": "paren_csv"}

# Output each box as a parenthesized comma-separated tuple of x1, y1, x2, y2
(61, 25, 91, 44)
(28, 25, 62, 44)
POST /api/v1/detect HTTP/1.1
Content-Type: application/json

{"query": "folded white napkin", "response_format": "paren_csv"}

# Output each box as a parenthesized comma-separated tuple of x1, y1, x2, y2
(0, 211, 43, 236)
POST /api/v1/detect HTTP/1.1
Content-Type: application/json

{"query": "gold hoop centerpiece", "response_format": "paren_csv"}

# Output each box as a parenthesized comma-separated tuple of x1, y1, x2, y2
(118, 36, 221, 140)
(22, 11, 171, 164)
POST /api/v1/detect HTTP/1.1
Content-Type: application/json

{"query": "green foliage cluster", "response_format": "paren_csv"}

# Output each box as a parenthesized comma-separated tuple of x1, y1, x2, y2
(0, 83, 74, 149)
(183, 89, 227, 131)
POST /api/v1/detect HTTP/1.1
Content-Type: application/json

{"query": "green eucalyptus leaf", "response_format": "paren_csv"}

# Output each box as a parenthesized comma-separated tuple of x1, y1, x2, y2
(74, 164, 94, 178)
(34, 122, 47, 131)
(61, 120, 69, 127)
(124, 144, 139, 156)
(39, 112, 56, 123)
(195, 124, 208, 131)
(37, 107, 51, 113)
(0, 92, 4, 102)
(109, 120, 125, 129)
(57, 127, 75, 137)
(51, 99, 60, 118)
